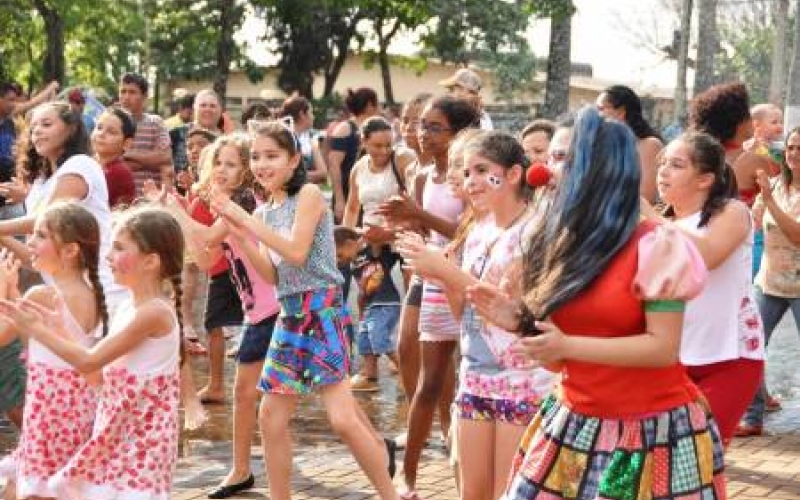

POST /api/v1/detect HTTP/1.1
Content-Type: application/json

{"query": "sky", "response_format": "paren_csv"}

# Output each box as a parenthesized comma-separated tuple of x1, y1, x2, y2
(240, 0, 686, 91)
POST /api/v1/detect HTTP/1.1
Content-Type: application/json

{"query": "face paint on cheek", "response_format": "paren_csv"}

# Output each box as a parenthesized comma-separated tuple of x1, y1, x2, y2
(114, 252, 137, 274)
(487, 174, 503, 189)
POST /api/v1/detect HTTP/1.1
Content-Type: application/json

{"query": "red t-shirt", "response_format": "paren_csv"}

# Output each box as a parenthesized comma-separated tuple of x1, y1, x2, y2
(102, 157, 136, 208)
(552, 222, 699, 418)
(189, 197, 229, 276)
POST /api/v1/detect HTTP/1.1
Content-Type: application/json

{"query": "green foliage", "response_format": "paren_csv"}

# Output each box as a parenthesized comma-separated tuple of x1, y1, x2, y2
(715, 24, 774, 103)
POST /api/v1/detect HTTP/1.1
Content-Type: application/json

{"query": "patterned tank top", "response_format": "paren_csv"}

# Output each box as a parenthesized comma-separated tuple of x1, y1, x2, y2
(256, 192, 344, 298)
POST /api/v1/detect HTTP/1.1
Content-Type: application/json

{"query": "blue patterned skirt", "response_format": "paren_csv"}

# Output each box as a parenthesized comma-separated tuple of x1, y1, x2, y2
(258, 287, 351, 395)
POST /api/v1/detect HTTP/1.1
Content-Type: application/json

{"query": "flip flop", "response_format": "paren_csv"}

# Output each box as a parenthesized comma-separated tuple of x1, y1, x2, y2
(185, 339, 207, 356)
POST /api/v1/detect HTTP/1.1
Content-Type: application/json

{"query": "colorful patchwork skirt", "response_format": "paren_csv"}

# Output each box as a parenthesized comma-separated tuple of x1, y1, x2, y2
(258, 287, 351, 395)
(503, 395, 727, 500)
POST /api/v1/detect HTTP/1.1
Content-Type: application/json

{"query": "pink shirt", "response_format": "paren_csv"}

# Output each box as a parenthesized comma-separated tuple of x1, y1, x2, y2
(222, 236, 280, 324)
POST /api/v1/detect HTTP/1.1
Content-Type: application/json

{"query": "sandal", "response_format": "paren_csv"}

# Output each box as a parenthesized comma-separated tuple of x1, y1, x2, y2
(399, 491, 425, 500)
(185, 339, 207, 356)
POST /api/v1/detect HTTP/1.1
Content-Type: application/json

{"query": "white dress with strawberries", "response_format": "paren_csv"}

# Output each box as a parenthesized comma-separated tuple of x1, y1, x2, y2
(0, 302, 100, 499)
(50, 298, 181, 500)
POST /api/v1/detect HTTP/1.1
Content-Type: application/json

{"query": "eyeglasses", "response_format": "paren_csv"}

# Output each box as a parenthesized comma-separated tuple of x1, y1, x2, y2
(419, 123, 453, 135)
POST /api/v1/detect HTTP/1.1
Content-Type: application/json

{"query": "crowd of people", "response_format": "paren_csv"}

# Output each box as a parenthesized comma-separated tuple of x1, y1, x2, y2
(0, 65, 796, 500)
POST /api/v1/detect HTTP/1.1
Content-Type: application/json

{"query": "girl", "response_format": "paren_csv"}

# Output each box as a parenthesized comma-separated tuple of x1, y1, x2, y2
(148, 133, 280, 498)
(398, 132, 554, 500)
(0, 202, 105, 500)
(91, 106, 136, 208)
(279, 95, 328, 184)
(655, 131, 765, 446)
(343, 116, 414, 390)
(376, 95, 479, 496)
(187, 138, 244, 402)
(0, 207, 184, 500)
(0, 101, 128, 312)
(468, 108, 725, 499)
(211, 121, 398, 500)
(739, 126, 800, 435)
(596, 85, 664, 203)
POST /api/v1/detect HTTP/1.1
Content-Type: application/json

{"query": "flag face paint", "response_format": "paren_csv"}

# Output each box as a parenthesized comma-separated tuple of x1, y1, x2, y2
(487, 174, 503, 189)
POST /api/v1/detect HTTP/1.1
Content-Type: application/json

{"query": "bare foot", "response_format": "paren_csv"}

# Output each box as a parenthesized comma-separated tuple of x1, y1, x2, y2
(197, 385, 226, 404)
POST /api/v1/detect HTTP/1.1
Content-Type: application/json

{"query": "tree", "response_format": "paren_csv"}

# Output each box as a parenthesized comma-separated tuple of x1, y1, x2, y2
(787, 0, 800, 130)
(31, 0, 66, 84)
(769, 0, 791, 105)
(539, 1, 574, 119)
(674, 0, 693, 125)
(694, 0, 719, 93)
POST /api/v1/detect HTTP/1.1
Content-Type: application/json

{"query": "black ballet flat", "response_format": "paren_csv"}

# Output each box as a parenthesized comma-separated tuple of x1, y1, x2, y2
(207, 474, 255, 499)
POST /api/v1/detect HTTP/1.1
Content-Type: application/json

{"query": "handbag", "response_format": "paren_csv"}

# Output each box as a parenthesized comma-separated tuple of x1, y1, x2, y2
(632, 223, 708, 301)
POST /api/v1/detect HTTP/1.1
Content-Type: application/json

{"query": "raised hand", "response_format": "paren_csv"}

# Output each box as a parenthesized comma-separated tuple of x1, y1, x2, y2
(0, 248, 21, 300)
(395, 231, 445, 279)
(465, 282, 520, 332)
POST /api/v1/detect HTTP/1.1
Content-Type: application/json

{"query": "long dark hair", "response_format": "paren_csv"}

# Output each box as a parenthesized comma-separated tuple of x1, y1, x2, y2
(782, 127, 800, 189)
(522, 107, 641, 318)
(662, 131, 737, 228)
(602, 85, 661, 141)
(18, 101, 89, 184)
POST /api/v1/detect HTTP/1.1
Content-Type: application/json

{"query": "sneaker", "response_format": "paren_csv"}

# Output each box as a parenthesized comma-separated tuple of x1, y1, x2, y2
(734, 423, 763, 437)
(766, 395, 782, 412)
(350, 374, 380, 392)
(394, 431, 407, 449)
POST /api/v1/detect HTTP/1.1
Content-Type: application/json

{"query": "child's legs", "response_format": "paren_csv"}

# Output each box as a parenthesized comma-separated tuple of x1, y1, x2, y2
(181, 263, 200, 335)
(366, 305, 401, 378)
(402, 339, 458, 490)
(494, 421, 527, 500)
(357, 312, 379, 378)
(397, 283, 422, 401)
(200, 327, 226, 400)
(3, 479, 16, 500)
(259, 393, 299, 500)
(229, 361, 262, 479)
(321, 381, 398, 500)
(688, 358, 763, 445)
(456, 418, 494, 500)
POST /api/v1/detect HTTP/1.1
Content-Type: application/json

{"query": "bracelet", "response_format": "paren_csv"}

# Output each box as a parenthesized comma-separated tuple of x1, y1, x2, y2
(515, 302, 539, 335)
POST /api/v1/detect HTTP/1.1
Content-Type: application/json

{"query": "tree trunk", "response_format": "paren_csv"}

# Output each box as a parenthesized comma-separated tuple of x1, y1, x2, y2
(541, 13, 572, 119)
(375, 17, 400, 105)
(769, 0, 791, 106)
(32, 0, 65, 85)
(322, 13, 361, 98)
(694, 0, 719, 94)
(786, 0, 800, 131)
(213, 0, 236, 106)
(674, 0, 693, 124)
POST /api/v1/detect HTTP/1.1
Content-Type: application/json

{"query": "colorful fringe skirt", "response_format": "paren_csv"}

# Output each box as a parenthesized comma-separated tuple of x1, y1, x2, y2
(258, 287, 351, 395)
(503, 395, 727, 500)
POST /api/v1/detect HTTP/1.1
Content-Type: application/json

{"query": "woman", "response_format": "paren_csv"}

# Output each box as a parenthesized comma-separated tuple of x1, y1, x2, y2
(596, 85, 663, 203)
(280, 94, 328, 184)
(467, 107, 725, 499)
(656, 131, 764, 447)
(328, 87, 380, 222)
(738, 126, 800, 436)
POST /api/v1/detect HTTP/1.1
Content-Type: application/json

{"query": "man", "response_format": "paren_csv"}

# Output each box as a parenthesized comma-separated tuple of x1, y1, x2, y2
(167, 93, 195, 173)
(118, 72, 172, 194)
(438, 68, 493, 130)
(67, 88, 96, 133)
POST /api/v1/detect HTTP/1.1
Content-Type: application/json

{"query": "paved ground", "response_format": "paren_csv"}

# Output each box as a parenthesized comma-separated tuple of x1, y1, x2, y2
(171, 315, 800, 500)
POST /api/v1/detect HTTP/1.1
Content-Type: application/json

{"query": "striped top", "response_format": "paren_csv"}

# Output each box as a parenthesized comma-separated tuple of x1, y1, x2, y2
(129, 113, 171, 195)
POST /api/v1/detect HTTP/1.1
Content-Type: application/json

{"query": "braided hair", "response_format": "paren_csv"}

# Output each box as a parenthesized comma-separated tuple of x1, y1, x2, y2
(41, 201, 108, 336)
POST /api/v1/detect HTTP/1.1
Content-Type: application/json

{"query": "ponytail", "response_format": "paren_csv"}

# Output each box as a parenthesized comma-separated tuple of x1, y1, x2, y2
(170, 274, 186, 366)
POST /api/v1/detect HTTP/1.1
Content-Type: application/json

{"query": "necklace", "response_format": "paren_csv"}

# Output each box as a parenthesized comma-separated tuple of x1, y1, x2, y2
(476, 204, 529, 279)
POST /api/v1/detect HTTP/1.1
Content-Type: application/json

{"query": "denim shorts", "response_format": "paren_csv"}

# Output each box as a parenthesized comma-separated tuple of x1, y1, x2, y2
(236, 314, 278, 364)
(356, 304, 401, 356)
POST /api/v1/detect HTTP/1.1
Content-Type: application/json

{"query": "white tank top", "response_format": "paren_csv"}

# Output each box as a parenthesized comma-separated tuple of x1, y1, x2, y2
(107, 298, 180, 376)
(677, 211, 765, 365)
(28, 297, 100, 370)
(354, 157, 400, 227)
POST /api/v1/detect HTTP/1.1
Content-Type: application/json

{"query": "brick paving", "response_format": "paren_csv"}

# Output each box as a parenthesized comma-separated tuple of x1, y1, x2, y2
(171, 433, 800, 499)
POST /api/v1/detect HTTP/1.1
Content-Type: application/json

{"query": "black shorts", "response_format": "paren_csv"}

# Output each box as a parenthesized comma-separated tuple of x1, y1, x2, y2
(204, 271, 244, 331)
(236, 314, 278, 364)
(404, 276, 423, 308)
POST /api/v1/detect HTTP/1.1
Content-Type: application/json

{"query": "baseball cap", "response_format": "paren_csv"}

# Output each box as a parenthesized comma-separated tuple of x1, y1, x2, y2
(186, 125, 219, 143)
(67, 88, 85, 104)
(438, 68, 483, 93)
